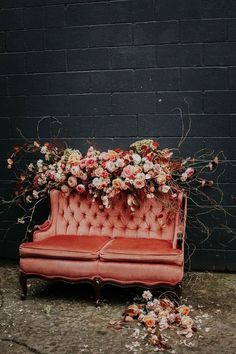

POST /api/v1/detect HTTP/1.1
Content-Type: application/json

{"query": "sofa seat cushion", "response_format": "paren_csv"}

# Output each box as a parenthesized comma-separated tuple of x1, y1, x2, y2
(100, 238, 183, 266)
(20, 236, 110, 261)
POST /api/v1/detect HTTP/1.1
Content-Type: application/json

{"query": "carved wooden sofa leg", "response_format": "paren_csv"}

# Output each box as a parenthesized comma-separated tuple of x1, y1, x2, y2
(19, 272, 27, 300)
(94, 278, 102, 307)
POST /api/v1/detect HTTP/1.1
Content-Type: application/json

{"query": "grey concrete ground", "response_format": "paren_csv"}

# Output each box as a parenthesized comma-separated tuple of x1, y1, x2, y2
(0, 261, 235, 354)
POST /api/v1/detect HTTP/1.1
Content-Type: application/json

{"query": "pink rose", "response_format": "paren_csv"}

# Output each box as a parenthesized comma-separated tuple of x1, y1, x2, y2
(112, 178, 123, 189)
(186, 167, 195, 177)
(122, 165, 133, 179)
(133, 178, 145, 189)
(85, 157, 97, 169)
(67, 176, 77, 188)
(100, 152, 110, 161)
(105, 161, 116, 173)
(61, 184, 70, 196)
(76, 184, 85, 193)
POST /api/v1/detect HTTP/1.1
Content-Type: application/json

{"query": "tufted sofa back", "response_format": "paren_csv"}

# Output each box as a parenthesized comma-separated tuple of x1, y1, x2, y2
(48, 190, 183, 241)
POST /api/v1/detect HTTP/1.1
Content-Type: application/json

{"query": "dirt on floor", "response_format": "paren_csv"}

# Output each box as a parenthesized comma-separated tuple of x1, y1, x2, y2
(0, 261, 235, 354)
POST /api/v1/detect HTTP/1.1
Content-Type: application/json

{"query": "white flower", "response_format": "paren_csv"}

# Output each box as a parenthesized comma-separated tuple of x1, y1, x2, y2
(17, 217, 25, 224)
(143, 160, 153, 172)
(28, 163, 34, 171)
(115, 158, 125, 168)
(105, 161, 116, 172)
(37, 159, 43, 168)
(40, 146, 48, 154)
(180, 172, 188, 182)
(132, 153, 141, 165)
(26, 195, 33, 203)
(142, 290, 152, 301)
(158, 185, 170, 193)
(32, 190, 39, 199)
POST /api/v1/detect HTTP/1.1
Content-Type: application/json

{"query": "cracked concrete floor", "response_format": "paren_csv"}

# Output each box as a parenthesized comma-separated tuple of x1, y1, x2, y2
(0, 260, 236, 354)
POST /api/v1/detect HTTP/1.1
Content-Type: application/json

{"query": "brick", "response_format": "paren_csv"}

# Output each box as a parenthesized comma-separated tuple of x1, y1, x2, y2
(6, 30, 44, 52)
(110, 0, 131, 23)
(181, 19, 226, 43)
(90, 24, 132, 47)
(90, 70, 134, 93)
(27, 95, 68, 116)
(66, 2, 110, 26)
(187, 114, 231, 136)
(0, 53, 25, 74)
(11, 116, 52, 139)
(57, 115, 135, 139)
(204, 43, 236, 66)
(202, 0, 236, 18)
(204, 91, 236, 114)
(69, 94, 112, 115)
(68, 48, 109, 71)
(223, 163, 236, 182)
(93, 115, 137, 137)
(131, 0, 155, 22)
(0, 97, 26, 116)
(0, 118, 11, 138)
(175, 137, 236, 160)
(186, 249, 226, 271)
(26, 51, 66, 73)
(188, 227, 236, 250)
(228, 20, 236, 41)
(157, 91, 203, 114)
(51, 116, 94, 138)
(112, 93, 156, 114)
(157, 44, 202, 67)
(45, 5, 64, 28)
(226, 250, 236, 271)
(48, 73, 90, 94)
(7, 75, 48, 96)
(0, 32, 5, 52)
(229, 67, 236, 89)
(24, 0, 45, 5)
(0, 9, 23, 30)
(0, 77, 6, 95)
(45, 28, 89, 50)
(156, 0, 201, 19)
(0, 0, 25, 8)
(138, 114, 231, 137)
(134, 68, 179, 91)
(44, 0, 69, 4)
(181, 68, 227, 90)
(134, 21, 179, 45)
(24, 7, 45, 29)
(138, 114, 182, 136)
(110, 46, 156, 69)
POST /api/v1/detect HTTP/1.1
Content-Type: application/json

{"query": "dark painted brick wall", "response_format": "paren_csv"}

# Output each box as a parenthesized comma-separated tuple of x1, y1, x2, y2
(0, 0, 235, 271)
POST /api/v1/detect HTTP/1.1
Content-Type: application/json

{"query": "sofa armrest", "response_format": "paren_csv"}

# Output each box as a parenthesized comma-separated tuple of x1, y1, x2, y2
(173, 193, 187, 250)
(32, 190, 59, 242)
(33, 218, 56, 242)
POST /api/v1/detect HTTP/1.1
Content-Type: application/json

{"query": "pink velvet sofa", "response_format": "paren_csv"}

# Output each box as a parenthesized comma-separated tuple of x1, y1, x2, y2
(19, 190, 187, 304)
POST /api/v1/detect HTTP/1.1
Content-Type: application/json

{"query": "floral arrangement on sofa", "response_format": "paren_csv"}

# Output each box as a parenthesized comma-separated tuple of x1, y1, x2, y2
(7, 138, 219, 218)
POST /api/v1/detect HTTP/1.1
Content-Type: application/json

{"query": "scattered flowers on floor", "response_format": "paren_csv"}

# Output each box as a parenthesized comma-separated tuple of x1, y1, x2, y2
(108, 291, 198, 351)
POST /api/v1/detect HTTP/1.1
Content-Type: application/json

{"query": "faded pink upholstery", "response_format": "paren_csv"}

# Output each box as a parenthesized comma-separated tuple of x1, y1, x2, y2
(99, 238, 183, 265)
(20, 190, 186, 289)
(33, 190, 182, 242)
(20, 236, 110, 260)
